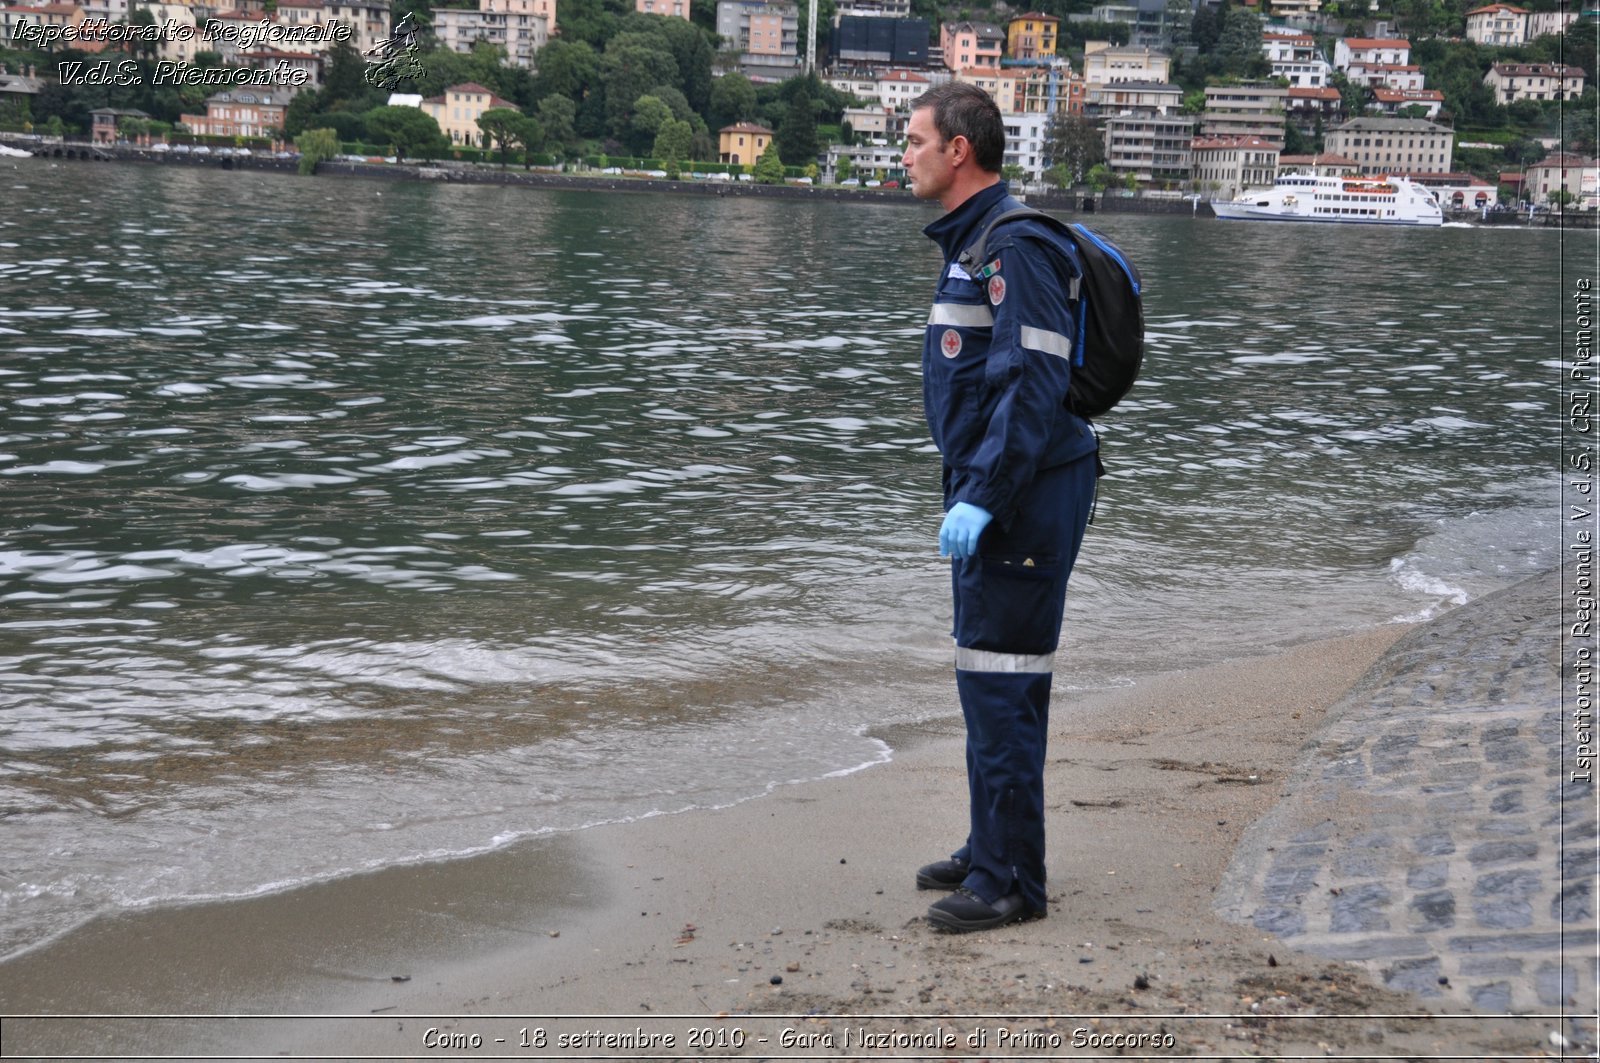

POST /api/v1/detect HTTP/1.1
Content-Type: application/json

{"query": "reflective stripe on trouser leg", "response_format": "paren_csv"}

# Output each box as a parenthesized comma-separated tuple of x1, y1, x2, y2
(946, 454, 1097, 915)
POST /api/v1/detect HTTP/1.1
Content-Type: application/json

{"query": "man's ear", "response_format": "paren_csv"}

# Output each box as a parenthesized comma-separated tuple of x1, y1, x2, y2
(947, 134, 971, 167)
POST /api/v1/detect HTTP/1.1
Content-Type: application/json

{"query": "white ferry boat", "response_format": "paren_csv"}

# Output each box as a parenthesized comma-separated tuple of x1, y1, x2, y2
(1211, 173, 1443, 226)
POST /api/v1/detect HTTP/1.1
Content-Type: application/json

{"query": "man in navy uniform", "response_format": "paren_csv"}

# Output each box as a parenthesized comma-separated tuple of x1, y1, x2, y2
(901, 81, 1099, 932)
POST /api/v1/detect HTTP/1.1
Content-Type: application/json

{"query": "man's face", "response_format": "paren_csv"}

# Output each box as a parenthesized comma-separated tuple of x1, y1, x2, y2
(903, 107, 953, 205)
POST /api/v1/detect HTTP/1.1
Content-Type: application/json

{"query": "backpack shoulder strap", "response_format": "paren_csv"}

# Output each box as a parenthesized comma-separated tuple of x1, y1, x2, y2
(956, 206, 1045, 275)
(958, 205, 1081, 299)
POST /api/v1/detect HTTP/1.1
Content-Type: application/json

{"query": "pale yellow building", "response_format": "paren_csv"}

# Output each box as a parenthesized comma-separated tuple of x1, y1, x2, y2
(421, 82, 521, 147)
(718, 121, 772, 166)
(1006, 12, 1058, 61)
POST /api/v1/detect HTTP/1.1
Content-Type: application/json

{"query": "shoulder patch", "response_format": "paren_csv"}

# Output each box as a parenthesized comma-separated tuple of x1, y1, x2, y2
(972, 257, 1002, 281)
(987, 274, 1006, 305)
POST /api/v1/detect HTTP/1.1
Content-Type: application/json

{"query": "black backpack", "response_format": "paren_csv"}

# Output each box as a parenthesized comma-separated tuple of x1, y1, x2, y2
(957, 207, 1144, 420)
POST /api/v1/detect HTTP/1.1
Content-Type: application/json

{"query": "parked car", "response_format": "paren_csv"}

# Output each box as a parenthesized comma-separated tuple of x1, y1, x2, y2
(838, 178, 859, 186)
(883, 180, 899, 189)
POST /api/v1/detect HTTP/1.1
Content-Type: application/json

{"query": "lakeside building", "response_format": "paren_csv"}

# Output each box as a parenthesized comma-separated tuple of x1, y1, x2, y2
(1526, 4, 1578, 38)
(1005, 11, 1057, 60)
(179, 87, 290, 139)
(1191, 134, 1280, 199)
(718, 120, 772, 165)
(1286, 85, 1345, 134)
(826, 68, 936, 110)
(1102, 111, 1193, 184)
(239, 48, 322, 90)
(432, 0, 550, 70)
(420, 82, 519, 147)
(1333, 36, 1410, 71)
(1262, 31, 1332, 88)
(1324, 116, 1453, 175)
(1081, 41, 1171, 85)
(821, 139, 902, 182)
(1465, 3, 1529, 45)
(1371, 87, 1445, 117)
(1200, 82, 1287, 148)
(1083, 79, 1181, 118)
(717, 0, 801, 78)
(1345, 61, 1426, 91)
(1484, 61, 1586, 103)
(1082, 0, 1175, 48)
(1524, 152, 1600, 208)
(636, 0, 689, 15)
(90, 105, 150, 143)
(1001, 110, 1051, 178)
(940, 21, 1003, 74)
(1399, 171, 1499, 210)
(830, 16, 929, 69)
(839, 103, 905, 142)
(1277, 151, 1359, 176)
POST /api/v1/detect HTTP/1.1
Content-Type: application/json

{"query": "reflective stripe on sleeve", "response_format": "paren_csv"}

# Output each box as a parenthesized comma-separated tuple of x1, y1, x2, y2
(1019, 325, 1073, 360)
(954, 646, 1056, 674)
(929, 303, 994, 328)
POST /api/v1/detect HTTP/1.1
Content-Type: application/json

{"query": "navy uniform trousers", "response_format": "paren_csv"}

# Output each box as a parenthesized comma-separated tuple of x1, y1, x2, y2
(947, 453, 1096, 915)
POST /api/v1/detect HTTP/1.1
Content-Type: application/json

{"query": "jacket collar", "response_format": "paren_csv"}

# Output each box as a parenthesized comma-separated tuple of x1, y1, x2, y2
(922, 181, 1012, 262)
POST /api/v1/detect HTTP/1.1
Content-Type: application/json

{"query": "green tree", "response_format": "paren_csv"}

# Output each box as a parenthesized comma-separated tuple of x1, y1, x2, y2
(477, 106, 522, 164)
(752, 138, 786, 183)
(1086, 162, 1116, 192)
(507, 112, 545, 167)
(707, 71, 757, 131)
(295, 127, 340, 175)
(653, 116, 693, 166)
(1215, 6, 1269, 79)
(600, 33, 680, 140)
(629, 92, 673, 154)
(531, 40, 600, 105)
(322, 41, 376, 110)
(775, 85, 818, 166)
(537, 94, 578, 149)
(834, 154, 853, 182)
(365, 104, 445, 161)
(1042, 113, 1105, 184)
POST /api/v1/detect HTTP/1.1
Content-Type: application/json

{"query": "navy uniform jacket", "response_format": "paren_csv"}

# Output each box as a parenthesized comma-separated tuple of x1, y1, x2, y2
(922, 182, 1098, 527)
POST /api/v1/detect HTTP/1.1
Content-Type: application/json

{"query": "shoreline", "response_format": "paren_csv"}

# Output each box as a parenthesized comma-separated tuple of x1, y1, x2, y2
(7, 137, 1583, 226)
(0, 605, 1569, 1059)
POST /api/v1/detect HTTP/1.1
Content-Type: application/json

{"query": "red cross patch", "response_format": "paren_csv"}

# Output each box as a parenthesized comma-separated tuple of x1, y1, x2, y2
(940, 328, 962, 359)
(987, 275, 1007, 305)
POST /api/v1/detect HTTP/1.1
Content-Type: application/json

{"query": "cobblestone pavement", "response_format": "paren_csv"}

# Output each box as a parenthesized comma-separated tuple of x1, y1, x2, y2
(1217, 571, 1598, 1047)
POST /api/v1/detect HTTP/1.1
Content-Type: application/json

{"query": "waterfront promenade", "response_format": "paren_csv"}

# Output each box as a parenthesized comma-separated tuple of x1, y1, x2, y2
(1217, 570, 1597, 1047)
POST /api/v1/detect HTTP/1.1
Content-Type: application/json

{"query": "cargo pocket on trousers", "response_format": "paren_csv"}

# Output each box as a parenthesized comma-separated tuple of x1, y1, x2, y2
(975, 553, 1060, 655)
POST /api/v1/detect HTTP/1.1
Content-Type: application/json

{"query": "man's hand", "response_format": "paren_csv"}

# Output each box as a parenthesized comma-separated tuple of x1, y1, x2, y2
(939, 502, 993, 559)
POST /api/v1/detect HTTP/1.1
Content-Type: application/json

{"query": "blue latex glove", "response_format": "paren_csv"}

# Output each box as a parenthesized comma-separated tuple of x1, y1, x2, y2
(939, 502, 993, 559)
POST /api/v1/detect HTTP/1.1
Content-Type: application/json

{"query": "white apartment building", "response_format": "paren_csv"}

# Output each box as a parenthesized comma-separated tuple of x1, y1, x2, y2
(1464, 3, 1527, 46)
(1324, 116, 1452, 175)
(1082, 41, 1171, 85)
(1192, 135, 1280, 199)
(1200, 82, 1287, 147)
(1001, 110, 1051, 179)
(1103, 112, 1193, 184)
(1484, 61, 1586, 102)
(432, 0, 549, 68)
(1262, 31, 1331, 87)
(1333, 36, 1409, 70)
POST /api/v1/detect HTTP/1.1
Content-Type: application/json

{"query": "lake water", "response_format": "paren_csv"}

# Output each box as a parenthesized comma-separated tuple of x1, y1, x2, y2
(0, 160, 1567, 962)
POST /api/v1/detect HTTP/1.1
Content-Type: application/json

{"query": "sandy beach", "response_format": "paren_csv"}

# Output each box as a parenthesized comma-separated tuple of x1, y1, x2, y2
(0, 600, 1580, 1059)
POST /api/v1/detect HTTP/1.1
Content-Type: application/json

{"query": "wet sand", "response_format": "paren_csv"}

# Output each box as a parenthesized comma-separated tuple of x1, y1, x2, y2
(0, 624, 1557, 1059)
